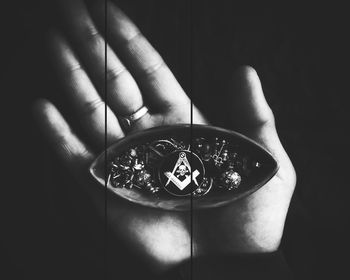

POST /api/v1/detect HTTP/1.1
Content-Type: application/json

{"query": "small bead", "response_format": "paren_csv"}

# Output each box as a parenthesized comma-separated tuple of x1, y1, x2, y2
(219, 170, 241, 190)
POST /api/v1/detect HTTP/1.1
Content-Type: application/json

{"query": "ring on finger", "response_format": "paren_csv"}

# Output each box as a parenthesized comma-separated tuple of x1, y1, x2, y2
(119, 106, 149, 130)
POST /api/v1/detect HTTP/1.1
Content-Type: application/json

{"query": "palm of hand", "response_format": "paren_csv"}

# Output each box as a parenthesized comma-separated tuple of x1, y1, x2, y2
(102, 77, 295, 270)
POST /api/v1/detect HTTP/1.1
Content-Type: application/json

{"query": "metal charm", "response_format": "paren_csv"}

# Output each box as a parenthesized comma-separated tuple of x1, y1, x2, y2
(160, 151, 205, 196)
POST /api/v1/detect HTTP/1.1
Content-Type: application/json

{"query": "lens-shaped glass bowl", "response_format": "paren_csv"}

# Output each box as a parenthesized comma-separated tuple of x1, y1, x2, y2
(90, 124, 278, 211)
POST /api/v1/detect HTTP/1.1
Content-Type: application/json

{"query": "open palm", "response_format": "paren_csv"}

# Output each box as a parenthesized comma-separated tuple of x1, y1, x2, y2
(34, 0, 295, 273)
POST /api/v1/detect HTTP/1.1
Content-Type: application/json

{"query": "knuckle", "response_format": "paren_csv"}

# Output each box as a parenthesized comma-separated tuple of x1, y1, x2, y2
(59, 142, 77, 161)
(81, 26, 104, 46)
(106, 67, 128, 83)
(142, 59, 166, 77)
(121, 30, 167, 80)
(59, 141, 91, 167)
(124, 30, 143, 46)
(82, 99, 104, 116)
(259, 108, 276, 128)
(67, 62, 84, 74)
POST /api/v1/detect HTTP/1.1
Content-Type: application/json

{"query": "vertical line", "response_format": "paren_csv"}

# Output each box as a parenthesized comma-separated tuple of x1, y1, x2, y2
(189, 0, 194, 279)
(104, 0, 108, 279)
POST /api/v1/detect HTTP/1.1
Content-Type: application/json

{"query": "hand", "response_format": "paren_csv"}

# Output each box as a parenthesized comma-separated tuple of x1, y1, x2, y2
(34, 0, 296, 273)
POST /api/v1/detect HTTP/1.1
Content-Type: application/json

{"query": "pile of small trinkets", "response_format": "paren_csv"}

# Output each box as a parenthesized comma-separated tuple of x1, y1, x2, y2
(108, 146, 161, 194)
(108, 137, 260, 197)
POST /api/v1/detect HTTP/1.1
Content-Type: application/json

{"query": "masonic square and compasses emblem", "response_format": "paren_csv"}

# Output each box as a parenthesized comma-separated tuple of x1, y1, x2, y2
(159, 151, 205, 196)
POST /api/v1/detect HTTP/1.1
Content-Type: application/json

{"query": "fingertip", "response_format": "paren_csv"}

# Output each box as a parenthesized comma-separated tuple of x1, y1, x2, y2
(233, 65, 262, 96)
(32, 98, 60, 120)
(32, 98, 51, 120)
(47, 31, 70, 58)
(234, 65, 258, 79)
(32, 98, 70, 134)
(45, 29, 67, 58)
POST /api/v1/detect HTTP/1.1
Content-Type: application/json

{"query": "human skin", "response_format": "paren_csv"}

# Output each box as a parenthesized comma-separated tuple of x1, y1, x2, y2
(34, 0, 296, 273)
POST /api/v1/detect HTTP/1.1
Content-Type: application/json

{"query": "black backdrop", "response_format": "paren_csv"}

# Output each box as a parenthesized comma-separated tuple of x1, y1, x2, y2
(1, 1, 349, 279)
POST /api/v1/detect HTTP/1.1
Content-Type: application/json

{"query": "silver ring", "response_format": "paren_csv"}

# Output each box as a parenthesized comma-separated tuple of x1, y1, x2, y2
(119, 106, 149, 129)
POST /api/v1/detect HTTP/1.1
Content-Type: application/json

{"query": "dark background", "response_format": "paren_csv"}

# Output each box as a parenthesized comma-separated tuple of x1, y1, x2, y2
(1, 1, 349, 279)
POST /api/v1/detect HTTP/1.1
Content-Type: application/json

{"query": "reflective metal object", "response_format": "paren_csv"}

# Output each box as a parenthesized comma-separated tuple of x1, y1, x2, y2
(90, 124, 279, 211)
(119, 106, 149, 129)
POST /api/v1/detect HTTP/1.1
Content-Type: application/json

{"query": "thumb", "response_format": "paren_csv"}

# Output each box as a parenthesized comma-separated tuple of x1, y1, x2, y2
(228, 66, 282, 161)
(228, 66, 296, 186)
(229, 66, 275, 133)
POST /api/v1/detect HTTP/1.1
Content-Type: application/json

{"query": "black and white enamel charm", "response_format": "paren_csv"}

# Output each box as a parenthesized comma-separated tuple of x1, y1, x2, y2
(159, 151, 205, 196)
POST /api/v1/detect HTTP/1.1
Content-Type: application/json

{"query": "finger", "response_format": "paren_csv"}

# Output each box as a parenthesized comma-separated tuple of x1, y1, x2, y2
(50, 33, 124, 148)
(227, 66, 295, 172)
(88, 0, 191, 112)
(60, 0, 144, 117)
(33, 99, 94, 174)
(229, 66, 275, 131)
(227, 66, 282, 150)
